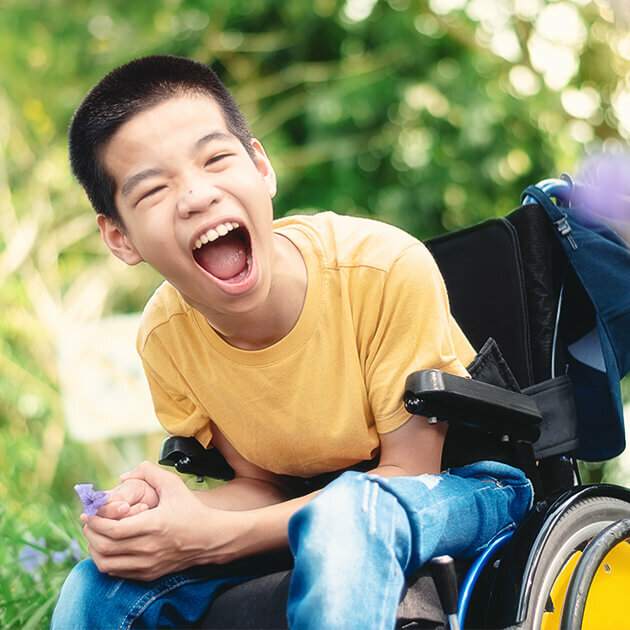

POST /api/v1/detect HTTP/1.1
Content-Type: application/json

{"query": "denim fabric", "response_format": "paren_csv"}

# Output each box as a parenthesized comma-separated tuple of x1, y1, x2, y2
(287, 460, 532, 630)
(50, 559, 248, 630)
(51, 461, 532, 629)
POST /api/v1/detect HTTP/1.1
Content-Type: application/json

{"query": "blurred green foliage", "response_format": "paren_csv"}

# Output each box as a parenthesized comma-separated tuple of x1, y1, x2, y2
(1, 0, 629, 626)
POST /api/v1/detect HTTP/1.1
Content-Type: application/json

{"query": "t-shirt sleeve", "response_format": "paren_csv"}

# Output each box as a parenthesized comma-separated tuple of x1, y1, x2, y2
(139, 339, 214, 447)
(365, 242, 476, 434)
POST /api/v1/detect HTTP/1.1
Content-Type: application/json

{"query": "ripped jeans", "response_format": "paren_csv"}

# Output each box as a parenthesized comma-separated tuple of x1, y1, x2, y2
(287, 461, 533, 630)
(51, 461, 532, 630)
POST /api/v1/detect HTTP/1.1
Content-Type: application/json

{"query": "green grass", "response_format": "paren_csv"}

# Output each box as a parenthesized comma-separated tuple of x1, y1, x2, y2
(0, 419, 218, 628)
(0, 503, 85, 629)
(0, 412, 113, 629)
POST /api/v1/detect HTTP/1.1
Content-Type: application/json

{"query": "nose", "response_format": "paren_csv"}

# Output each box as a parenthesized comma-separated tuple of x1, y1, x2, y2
(176, 175, 221, 218)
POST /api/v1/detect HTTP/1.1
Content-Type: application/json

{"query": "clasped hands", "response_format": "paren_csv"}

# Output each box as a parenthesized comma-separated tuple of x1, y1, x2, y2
(81, 461, 238, 581)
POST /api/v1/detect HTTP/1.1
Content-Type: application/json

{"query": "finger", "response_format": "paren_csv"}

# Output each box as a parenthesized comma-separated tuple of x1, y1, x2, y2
(83, 521, 150, 558)
(87, 544, 153, 578)
(108, 479, 145, 505)
(121, 461, 182, 495)
(85, 524, 173, 576)
(92, 548, 184, 582)
(97, 503, 150, 521)
(125, 502, 149, 517)
(81, 510, 157, 541)
(97, 500, 131, 519)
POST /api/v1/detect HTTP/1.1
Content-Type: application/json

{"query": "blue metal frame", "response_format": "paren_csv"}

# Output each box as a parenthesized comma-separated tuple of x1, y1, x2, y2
(457, 529, 514, 627)
(458, 487, 630, 628)
(521, 178, 572, 206)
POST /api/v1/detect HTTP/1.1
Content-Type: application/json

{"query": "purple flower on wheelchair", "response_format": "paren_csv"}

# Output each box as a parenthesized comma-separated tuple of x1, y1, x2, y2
(74, 483, 109, 516)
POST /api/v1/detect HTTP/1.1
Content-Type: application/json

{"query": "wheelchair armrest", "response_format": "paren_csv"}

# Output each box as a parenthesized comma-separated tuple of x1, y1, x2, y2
(404, 370, 542, 443)
(159, 436, 235, 481)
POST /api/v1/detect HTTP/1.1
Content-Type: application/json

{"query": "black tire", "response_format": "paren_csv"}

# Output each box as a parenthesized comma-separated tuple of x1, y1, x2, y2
(524, 496, 630, 629)
(560, 516, 630, 629)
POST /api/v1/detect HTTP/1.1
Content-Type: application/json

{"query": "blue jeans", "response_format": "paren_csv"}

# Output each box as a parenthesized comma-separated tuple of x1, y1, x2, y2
(50, 561, 249, 629)
(51, 461, 532, 629)
(287, 461, 532, 629)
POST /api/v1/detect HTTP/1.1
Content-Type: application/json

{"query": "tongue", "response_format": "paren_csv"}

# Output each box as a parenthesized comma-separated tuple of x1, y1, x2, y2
(195, 232, 248, 280)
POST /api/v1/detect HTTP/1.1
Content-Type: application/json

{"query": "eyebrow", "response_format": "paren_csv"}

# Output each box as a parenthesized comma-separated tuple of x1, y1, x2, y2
(194, 131, 234, 151)
(120, 131, 236, 199)
(121, 167, 164, 199)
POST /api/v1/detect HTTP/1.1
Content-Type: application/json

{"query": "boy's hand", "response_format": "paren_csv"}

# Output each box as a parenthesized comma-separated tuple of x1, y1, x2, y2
(96, 477, 160, 520)
(81, 461, 242, 580)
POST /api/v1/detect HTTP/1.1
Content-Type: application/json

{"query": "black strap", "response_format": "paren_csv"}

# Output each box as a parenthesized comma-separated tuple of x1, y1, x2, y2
(521, 185, 564, 221)
(521, 185, 578, 250)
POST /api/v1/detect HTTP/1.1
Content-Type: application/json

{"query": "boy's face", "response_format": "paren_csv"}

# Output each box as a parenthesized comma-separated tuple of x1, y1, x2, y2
(98, 94, 278, 317)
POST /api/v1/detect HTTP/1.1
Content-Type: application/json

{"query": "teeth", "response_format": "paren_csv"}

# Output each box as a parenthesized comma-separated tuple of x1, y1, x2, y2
(194, 221, 240, 250)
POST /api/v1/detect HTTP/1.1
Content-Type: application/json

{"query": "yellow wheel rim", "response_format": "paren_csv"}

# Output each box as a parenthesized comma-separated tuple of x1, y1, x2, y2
(540, 539, 630, 629)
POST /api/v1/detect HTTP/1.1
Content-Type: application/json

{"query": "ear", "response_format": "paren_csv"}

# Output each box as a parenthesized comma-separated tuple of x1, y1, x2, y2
(96, 214, 144, 266)
(251, 139, 277, 198)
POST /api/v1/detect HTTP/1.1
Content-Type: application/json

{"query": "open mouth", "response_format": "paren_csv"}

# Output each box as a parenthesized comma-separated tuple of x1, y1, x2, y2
(192, 221, 252, 283)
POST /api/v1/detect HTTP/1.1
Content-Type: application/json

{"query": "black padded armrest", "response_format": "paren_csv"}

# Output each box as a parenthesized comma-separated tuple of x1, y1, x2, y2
(404, 369, 542, 443)
(159, 436, 235, 481)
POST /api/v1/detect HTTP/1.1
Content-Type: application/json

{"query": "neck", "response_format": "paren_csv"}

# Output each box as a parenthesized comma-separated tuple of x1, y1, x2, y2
(195, 233, 307, 351)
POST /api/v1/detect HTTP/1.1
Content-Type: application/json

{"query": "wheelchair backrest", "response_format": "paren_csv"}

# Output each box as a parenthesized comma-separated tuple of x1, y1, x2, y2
(427, 197, 629, 465)
(426, 203, 562, 390)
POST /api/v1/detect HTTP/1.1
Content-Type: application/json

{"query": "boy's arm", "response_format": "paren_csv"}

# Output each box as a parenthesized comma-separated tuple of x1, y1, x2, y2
(193, 411, 445, 511)
(193, 423, 296, 510)
(203, 413, 446, 558)
(373, 412, 446, 477)
(81, 414, 442, 580)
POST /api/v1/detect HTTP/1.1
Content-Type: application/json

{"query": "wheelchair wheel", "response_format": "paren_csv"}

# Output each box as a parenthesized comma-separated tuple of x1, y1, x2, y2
(525, 495, 630, 630)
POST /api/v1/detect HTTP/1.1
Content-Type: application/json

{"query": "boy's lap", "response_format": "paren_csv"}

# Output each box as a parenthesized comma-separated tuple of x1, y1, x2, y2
(203, 564, 448, 629)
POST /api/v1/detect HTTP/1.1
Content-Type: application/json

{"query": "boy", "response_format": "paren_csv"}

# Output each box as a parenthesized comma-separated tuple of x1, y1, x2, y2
(52, 55, 532, 629)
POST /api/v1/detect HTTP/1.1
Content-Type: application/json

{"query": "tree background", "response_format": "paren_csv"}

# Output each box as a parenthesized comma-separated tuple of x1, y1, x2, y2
(1, 0, 629, 625)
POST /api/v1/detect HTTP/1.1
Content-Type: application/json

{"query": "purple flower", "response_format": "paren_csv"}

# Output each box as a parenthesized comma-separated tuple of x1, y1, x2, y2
(52, 539, 83, 564)
(74, 483, 109, 516)
(574, 151, 630, 223)
(51, 549, 68, 563)
(68, 537, 83, 561)
(18, 537, 47, 576)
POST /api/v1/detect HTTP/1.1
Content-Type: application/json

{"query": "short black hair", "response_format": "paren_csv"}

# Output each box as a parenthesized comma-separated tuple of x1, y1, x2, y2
(69, 55, 254, 223)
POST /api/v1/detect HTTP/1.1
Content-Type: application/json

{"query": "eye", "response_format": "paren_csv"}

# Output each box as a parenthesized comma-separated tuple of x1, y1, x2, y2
(137, 186, 166, 204)
(205, 153, 232, 167)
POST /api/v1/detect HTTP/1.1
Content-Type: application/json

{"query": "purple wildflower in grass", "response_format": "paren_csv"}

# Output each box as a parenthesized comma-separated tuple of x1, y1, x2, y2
(68, 537, 83, 561)
(74, 483, 109, 516)
(51, 549, 68, 563)
(18, 537, 47, 576)
(52, 538, 84, 564)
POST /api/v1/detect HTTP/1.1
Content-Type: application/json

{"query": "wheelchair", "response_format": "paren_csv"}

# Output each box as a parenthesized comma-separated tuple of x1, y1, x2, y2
(159, 177, 630, 629)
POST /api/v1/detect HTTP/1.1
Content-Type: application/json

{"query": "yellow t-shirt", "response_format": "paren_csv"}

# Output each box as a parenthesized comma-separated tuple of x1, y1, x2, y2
(137, 212, 475, 477)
